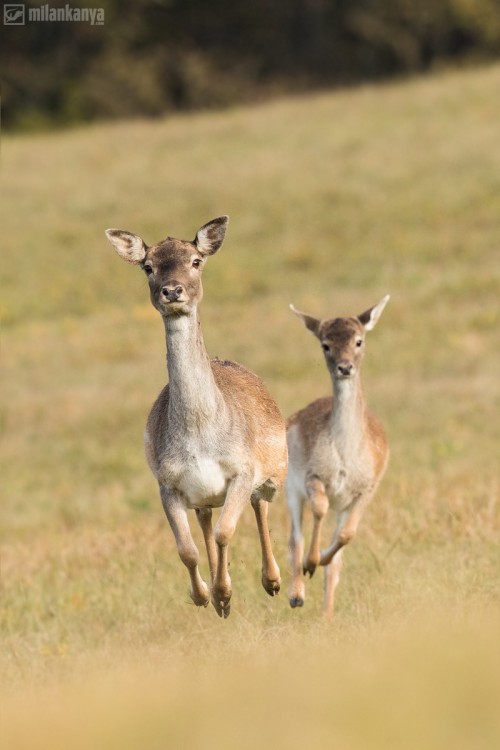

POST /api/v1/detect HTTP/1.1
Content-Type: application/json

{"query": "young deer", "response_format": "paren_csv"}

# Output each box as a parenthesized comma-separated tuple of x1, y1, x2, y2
(286, 296, 390, 616)
(105, 217, 287, 618)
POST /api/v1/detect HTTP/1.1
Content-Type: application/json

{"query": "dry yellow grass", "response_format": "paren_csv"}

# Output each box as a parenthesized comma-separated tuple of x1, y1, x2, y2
(3, 609, 499, 750)
(1, 63, 499, 748)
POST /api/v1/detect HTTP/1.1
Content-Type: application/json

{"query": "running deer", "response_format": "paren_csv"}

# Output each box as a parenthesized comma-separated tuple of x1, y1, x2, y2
(105, 217, 287, 618)
(286, 296, 390, 616)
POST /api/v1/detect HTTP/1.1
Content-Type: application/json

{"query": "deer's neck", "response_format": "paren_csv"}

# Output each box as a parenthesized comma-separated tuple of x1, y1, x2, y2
(330, 375, 366, 456)
(163, 311, 221, 429)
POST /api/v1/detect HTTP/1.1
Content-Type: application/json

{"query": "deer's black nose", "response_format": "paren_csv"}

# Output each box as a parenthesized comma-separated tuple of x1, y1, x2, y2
(337, 362, 353, 377)
(161, 284, 184, 302)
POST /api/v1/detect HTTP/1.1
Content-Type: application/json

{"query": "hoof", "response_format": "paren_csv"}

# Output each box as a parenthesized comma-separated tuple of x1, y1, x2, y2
(303, 561, 317, 578)
(211, 584, 232, 618)
(262, 576, 281, 597)
(290, 596, 304, 608)
(190, 582, 210, 608)
(212, 596, 231, 618)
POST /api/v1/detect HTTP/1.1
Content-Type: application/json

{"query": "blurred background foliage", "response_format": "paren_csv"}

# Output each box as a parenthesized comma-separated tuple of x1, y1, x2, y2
(3, 0, 500, 130)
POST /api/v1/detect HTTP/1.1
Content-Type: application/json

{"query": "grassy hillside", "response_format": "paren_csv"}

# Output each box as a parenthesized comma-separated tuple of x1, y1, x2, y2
(1, 64, 499, 749)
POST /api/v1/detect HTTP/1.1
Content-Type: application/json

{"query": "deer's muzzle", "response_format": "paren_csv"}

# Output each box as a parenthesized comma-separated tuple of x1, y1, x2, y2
(161, 284, 185, 303)
(336, 361, 354, 378)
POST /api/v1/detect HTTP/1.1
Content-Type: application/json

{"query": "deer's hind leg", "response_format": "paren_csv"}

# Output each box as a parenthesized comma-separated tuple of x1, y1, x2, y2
(251, 481, 281, 598)
(323, 549, 344, 617)
(195, 507, 217, 585)
(160, 487, 210, 608)
(287, 485, 305, 608)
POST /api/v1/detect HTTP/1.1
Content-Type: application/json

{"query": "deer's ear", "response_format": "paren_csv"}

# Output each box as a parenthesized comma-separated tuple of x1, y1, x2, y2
(289, 304, 321, 337)
(105, 229, 147, 264)
(358, 294, 390, 331)
(194, 216, 229, 256)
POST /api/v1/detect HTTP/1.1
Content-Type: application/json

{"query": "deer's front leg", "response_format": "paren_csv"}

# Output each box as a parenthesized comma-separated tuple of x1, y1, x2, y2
(251, 495, 281, 597)
(303, 478, 329, 577)
(319, 497, 367, 567)
(212, 473, 253, 618)
(160, 488, 210, 608)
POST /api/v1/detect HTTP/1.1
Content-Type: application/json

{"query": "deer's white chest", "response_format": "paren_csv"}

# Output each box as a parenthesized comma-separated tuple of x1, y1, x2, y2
(178, 456, 228, 508)
(157, 435, 230, 508)
(324, 444, 374, 508)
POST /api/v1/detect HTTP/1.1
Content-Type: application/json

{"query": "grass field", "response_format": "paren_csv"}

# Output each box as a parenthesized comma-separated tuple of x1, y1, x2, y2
(1, 64, 499, 749)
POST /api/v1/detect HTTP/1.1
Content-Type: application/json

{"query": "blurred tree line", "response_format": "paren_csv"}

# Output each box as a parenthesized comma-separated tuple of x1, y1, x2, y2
(3, 0, 500, 130)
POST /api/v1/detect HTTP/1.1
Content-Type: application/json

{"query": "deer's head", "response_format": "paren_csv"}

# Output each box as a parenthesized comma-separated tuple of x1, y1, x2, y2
(105, 216, 228, 317)
(290, 296, 390, 381)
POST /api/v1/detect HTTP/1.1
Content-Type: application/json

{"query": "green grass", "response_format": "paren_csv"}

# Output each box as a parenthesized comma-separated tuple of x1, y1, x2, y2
(1, 64, 499, 749)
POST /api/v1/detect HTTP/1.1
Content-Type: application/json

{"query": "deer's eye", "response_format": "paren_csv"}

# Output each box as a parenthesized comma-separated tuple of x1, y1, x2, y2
(192, 258, 202, 268)
(356, 339, 363, 347)
(322, 343, 330, 353)
(143, 264, 153, 275)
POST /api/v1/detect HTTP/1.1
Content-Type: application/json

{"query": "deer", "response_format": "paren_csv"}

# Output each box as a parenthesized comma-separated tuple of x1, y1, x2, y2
(286, 296, 390, 616)
(105, 216, 287, 618)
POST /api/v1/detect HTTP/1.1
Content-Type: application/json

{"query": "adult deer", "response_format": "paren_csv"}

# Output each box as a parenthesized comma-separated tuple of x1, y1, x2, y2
(105, 217, 287, 618)
(286, 296, 390, 616)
